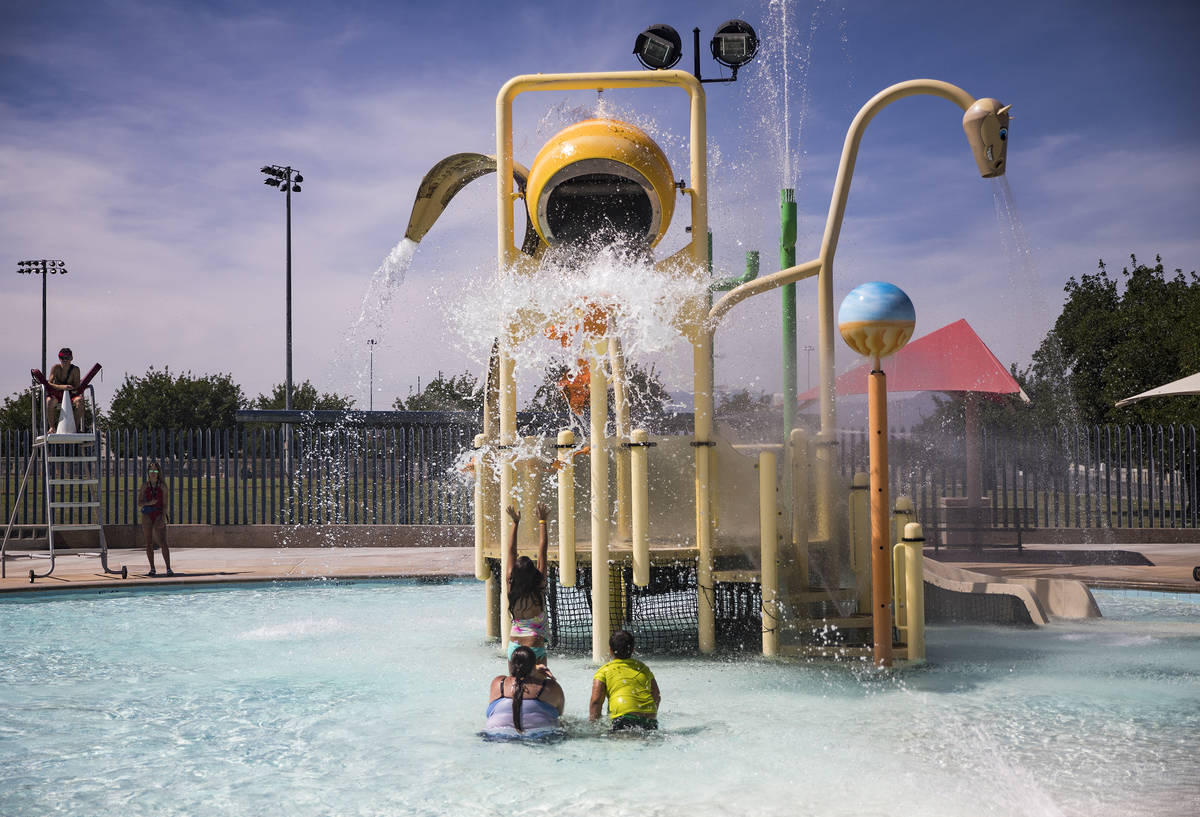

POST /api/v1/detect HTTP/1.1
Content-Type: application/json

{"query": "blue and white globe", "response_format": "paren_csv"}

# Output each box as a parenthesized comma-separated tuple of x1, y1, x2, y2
(838, 281, 916, 358)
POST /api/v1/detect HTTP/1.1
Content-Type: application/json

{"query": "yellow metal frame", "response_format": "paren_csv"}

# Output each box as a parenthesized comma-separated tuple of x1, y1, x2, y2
(492, 71, 714, 660)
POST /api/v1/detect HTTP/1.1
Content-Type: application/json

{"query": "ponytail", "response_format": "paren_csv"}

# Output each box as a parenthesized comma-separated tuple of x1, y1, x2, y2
(509, 646, 536, 733)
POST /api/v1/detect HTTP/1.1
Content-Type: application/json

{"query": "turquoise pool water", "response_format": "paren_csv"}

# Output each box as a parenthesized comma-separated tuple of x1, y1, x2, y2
(0, 582, 1196, 817)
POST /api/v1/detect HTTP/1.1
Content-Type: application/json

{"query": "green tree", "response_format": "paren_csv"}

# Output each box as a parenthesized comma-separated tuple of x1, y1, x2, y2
(715, 388, 779, 437)
(1034, 254, 1200, 427)
(526, 363, 572, 415)
(251, 381, 356, 411)
(106, 367, 245, 428)
(917, 253, 1200, 435)
(0, 388, 37, 430)
(395, 371, 483, 412)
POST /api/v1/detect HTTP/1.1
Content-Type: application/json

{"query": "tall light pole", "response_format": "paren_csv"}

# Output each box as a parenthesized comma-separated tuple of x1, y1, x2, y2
(367, 338, 377, 411)
(16, 259, 68, 376)
(261, 166, 302, 521)
(259, 165, 303, 412)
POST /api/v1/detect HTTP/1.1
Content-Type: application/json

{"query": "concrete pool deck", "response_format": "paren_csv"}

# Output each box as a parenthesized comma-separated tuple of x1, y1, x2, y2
(1, 540, 1196, 595)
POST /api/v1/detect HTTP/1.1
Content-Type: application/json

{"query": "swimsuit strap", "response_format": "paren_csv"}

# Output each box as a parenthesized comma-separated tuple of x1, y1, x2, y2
(501, 677, 545, 700)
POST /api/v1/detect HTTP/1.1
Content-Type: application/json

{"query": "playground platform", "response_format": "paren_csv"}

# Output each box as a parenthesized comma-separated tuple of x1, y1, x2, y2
(0, 539, 1195, 595)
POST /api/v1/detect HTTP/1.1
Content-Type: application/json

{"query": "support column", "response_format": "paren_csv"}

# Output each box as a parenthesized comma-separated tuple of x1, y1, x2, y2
(498, 351, 516, 651)
(556, 429, 577, 587)
(868, 363, 893, 668)
(789, 428, 811, 589)
(631, 428, 650, 587)
(609, 339, 632, 541)
(589, 339, 611, 663)
(693, 337, 716, 654)
(759, 450, 779, 657)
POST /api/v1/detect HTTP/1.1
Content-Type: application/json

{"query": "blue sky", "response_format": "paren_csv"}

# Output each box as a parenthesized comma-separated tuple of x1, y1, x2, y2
(2, 0, 1198, 411)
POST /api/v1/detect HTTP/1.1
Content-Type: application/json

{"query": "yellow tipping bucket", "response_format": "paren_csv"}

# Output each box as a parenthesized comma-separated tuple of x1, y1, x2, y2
(525, 118, 676, 249)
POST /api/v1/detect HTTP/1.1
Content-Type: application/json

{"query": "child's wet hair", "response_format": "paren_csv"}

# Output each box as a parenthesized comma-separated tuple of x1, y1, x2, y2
(610, 629, 635, 659)
(507, 555, 543, 615)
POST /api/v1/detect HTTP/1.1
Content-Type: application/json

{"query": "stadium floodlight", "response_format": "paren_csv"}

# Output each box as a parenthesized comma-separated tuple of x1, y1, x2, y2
(710, 19, 758, 69)
(633, 24, 682, 70)
(634, 18, 758, 83)
(15, 258, 69, 375)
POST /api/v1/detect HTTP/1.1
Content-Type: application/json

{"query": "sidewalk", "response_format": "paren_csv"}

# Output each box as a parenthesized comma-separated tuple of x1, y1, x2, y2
(0, 547, 476, 592)
(0, 542, 1196, 594)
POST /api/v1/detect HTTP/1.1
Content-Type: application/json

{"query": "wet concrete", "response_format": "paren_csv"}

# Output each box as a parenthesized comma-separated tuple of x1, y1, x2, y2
(1, 539, 1196, 595)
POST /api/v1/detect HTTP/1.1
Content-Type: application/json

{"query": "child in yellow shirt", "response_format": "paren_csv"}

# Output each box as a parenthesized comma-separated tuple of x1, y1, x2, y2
(589, 629, 661, 731)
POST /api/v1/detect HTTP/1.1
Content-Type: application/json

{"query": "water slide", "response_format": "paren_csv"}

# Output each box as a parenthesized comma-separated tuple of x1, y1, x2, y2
(921, 557, 1100, 625)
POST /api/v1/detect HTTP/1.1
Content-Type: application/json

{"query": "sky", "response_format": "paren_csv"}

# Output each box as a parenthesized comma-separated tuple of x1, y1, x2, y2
(1, 0, 1198, 414)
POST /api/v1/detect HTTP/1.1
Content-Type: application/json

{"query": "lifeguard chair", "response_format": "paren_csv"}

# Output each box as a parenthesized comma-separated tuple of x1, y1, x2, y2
(1, 367, 127, 582)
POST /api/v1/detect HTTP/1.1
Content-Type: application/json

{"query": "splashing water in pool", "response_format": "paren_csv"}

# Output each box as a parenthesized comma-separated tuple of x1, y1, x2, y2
(0, 583, 1195, 817)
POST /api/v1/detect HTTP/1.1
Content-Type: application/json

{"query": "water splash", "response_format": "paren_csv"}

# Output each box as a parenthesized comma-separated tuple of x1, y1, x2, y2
(758, 0, 835, 190)
(329, 237, 419, 405)
(993, 176, 1095, 543)
(352, 237, 418, 335)
(447, 246, 708, 387)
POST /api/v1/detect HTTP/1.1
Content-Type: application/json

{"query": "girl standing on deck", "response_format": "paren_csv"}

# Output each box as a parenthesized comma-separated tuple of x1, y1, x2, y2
(506, 503, 550, 665)
(137, 461, 173, 577)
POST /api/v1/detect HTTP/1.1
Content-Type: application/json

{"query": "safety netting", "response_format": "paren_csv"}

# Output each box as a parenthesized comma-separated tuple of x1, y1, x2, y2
(489, 558, 763, 654)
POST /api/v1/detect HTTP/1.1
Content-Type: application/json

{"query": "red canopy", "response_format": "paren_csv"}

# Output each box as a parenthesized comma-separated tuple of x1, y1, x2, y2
(798, 319, 1028, 401)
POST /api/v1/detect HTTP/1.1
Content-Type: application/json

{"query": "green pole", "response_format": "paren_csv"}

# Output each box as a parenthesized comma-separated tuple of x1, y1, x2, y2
(780, 189, 798, 440)
(708, 232, 760, 412)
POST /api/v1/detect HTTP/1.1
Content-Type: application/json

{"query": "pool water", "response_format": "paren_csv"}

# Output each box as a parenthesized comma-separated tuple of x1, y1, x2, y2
(0, 582, 1196, 817)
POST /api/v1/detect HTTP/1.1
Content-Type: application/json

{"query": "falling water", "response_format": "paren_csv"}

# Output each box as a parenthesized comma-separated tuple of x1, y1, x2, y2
(448, 245, 708, 388)
(759, 0, 835, 190)
(993, 175, 1096, 542)
(328, 236, 419, 405)
(271, 236, 420, 545)
(992, 175, 1072, 426)
(445, 244, 710, 498)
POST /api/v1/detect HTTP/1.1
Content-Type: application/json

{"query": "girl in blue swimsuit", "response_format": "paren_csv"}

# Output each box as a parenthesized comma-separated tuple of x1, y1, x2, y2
(485, 646, 564, 736)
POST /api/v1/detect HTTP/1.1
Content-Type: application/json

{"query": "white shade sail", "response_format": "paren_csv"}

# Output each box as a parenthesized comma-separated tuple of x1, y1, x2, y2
(1115, 372, 1200, 407)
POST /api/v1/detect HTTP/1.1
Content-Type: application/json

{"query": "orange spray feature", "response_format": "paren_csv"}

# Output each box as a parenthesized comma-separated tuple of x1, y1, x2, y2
(543, 300, 611, 416)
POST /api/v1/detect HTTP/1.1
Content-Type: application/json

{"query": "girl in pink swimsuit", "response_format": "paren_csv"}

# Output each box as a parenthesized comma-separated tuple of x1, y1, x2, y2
(137, 461, 173, 576)
(507, 503, 550, 664)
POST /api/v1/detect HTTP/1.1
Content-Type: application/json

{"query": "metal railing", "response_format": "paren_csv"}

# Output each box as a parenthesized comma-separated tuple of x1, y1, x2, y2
(2, 415, 480, 526)
(4, 420, 1197, 530)
(838, 423, 1200, 532)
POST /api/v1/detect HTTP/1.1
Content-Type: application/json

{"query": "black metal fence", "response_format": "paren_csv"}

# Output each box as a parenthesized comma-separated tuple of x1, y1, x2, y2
(2, 416, 479, 527)
(838, 423, 1200, 531)
(4, 419, 1198, 530)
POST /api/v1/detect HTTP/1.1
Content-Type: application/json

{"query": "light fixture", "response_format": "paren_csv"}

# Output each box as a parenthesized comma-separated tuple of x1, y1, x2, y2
(633, 24, 682, 70)
(710, 19, 758, 69)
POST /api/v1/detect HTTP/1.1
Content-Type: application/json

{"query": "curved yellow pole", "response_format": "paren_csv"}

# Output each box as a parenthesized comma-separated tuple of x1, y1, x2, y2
(814, 80, 977, 479)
